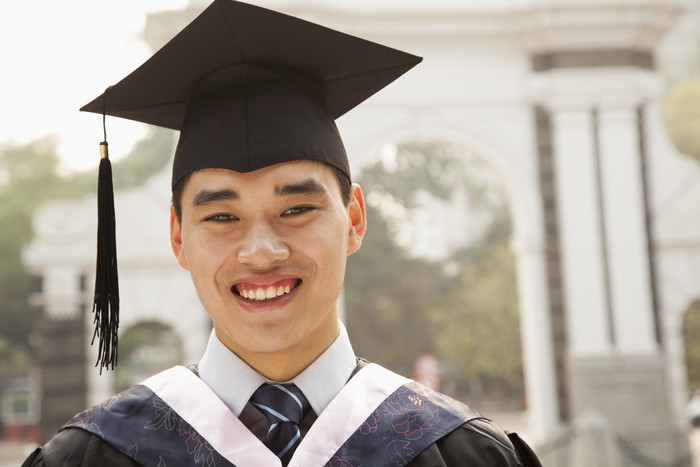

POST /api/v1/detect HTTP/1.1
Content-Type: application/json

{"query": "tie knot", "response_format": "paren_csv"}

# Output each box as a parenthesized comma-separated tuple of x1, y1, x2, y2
(250, 383, 311, 426)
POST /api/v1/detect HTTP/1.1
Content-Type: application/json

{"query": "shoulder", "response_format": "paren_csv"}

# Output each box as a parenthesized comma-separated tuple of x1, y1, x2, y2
(410, 418, 538, 466)
(352, 362, 541, 466)
(395, 377, 540, 466)
(21, 370, 180, 467)
(22, 428, 141, 467)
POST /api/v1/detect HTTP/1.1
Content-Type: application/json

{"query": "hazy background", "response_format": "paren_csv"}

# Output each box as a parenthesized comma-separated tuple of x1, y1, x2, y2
(1, 0, 700, 465)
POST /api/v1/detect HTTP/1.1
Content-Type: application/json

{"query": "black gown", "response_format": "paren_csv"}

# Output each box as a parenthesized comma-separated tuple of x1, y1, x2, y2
(23, 418, 539, 466)
(23, 362, 540, 467)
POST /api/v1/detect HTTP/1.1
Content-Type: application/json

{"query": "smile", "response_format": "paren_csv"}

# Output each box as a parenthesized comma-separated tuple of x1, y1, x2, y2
(233, 278, 300, 302)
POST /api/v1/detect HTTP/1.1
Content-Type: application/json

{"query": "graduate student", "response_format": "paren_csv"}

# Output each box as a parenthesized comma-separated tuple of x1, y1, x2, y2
(23, 1, 541, 465)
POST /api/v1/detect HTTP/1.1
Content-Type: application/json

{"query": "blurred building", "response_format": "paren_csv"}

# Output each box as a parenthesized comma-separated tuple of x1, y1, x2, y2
(22, 169, 210, 439)
(24, 0, 700, 464)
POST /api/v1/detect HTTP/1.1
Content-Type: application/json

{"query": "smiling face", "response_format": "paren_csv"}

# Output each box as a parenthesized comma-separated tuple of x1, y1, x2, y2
(170, 161, 366, 379)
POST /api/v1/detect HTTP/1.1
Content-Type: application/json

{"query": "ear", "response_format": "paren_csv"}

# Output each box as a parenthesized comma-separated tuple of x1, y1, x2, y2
(170, 206, 189, 270)
(346, 183, 367, 255)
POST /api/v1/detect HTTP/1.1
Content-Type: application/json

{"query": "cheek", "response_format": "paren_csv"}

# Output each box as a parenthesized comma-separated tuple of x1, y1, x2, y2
(181, 231, 231, 278)
(300, 221, 348, 274)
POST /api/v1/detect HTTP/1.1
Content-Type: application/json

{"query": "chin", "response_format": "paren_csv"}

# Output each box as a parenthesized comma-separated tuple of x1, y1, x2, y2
(233, 327, 302, 353)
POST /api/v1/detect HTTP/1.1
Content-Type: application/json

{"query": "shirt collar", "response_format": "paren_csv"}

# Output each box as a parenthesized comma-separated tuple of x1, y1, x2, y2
(291, 322, 357, 415)
(197, 321, 357, 417)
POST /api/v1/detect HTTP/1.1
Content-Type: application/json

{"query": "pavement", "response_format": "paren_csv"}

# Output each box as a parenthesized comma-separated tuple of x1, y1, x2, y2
(692, 428, 700, 467)
(0, 440, 36, 467)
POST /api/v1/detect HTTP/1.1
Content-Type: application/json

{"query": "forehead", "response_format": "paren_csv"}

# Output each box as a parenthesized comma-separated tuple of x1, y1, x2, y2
(183, 160, 336, 195)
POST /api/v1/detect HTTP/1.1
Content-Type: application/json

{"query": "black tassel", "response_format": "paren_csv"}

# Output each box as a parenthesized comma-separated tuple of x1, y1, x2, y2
(92, 141, 119, 372)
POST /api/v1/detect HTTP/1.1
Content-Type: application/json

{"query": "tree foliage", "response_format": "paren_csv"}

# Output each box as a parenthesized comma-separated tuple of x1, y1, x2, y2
(111, 128, 174, 189)
(115, 320, 184, 392)
(345, 142, 523, 405)
(663, 78, 700, 164)
(434, 205, 523, 398)
(345, 205, 452, 376)
(0, 137, 73, 353)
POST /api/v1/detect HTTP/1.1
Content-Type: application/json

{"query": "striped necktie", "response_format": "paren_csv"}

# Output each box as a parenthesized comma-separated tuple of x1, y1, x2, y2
(249, 383, 311, 465)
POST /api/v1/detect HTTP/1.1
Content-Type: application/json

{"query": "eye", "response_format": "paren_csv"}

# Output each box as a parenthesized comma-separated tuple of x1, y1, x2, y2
(205, 213, 239, 222)
(282, 205, 316, 216)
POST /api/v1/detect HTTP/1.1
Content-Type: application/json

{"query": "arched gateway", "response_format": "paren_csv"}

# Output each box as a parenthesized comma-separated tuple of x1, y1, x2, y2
(24, 0, 700, 463)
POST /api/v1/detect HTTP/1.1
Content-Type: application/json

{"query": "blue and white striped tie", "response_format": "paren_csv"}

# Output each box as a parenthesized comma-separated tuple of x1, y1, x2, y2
(249, 383, 311, 465)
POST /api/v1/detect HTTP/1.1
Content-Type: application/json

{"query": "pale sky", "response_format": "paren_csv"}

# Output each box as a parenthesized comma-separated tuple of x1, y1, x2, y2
(0, 1, 187, 173)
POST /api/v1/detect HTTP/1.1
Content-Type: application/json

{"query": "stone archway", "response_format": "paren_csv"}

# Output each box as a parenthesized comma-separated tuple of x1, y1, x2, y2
(352, 139, 524, 408)
(340, 118, 557, 439)
(114, 320, 184, 392)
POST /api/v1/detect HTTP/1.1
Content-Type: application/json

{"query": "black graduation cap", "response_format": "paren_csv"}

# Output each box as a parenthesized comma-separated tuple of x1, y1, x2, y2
(82, 0, 422, 185)
(81, 0, 422, 371)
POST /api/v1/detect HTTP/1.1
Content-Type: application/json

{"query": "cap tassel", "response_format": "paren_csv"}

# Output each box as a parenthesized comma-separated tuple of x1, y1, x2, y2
(92, 112, 119, 372)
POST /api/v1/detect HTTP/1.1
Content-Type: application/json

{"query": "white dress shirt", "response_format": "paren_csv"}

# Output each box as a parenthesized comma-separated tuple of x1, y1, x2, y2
(197, 321, 357, 417)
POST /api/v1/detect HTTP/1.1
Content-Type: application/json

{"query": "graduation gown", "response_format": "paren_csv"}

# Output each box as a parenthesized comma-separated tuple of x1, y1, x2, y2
(23, 363, 540, 467)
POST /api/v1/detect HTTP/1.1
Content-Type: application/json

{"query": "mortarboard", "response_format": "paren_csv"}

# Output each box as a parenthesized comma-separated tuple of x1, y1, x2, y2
(81, 0, 422, 371)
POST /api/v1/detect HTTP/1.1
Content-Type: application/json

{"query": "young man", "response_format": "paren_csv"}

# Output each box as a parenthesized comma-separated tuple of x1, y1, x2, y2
(24, 1, 540, 465)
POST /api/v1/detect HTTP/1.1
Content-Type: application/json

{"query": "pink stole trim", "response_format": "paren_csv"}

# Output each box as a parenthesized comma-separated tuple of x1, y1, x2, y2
(142, 363, 410, 466)
(290, 363, 410, 466)
(141, 365, 281, 467)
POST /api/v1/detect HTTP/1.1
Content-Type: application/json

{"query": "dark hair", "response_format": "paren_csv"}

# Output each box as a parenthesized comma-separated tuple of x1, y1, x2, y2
(171, 162, 352, 223)
(329, 162, 352, 206)
(171, 172, 192, 223)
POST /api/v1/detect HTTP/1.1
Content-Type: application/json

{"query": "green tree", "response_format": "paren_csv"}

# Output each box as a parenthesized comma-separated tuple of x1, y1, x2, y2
(345, 142, 523, 406)
(115, 320, 184, 391)
(345, 204, 452, 376)
(346, 142, 465, 376)
(433, 205, 523, 401)
(0, 137, 74, 353)
(663, 78, 700, 164)
(111, 127, 174, 189)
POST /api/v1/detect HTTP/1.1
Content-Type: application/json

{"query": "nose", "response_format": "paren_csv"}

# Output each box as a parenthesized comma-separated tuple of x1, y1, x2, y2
(236, 221, 290, 269)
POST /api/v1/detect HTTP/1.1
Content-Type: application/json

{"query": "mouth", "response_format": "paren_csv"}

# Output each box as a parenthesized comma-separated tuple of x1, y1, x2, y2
(232, 278, 301, 302)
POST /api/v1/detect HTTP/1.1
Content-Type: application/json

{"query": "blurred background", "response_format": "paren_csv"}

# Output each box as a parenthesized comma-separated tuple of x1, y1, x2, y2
(1, 0, 700, 465)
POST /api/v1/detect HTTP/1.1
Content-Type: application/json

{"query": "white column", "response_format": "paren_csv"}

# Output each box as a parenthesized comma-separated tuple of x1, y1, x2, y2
(664, 305, 690, 430)
(512, 233, 559, 440)
(597, 104, 657, 354)
(42, 266, 83, 319)
(551, 106, 612, 356)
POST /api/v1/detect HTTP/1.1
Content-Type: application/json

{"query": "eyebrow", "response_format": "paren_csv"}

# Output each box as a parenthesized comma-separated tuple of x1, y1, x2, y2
(275, 178, 328, 197)
(191, 178, 327, 208)
(192, 189, 239, 207)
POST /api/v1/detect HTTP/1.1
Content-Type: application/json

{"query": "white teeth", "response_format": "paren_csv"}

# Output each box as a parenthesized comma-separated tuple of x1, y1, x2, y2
(239, 283, 296, 301)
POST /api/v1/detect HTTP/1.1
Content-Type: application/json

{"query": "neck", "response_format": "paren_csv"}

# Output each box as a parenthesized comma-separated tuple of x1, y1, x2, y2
(219, 318, 340, 382)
